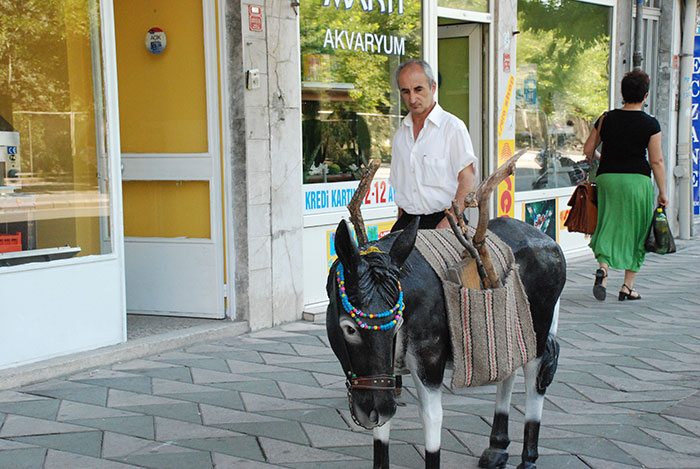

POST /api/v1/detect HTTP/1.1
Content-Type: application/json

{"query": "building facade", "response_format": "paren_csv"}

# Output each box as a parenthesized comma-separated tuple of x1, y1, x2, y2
(0, 0, 697, 371)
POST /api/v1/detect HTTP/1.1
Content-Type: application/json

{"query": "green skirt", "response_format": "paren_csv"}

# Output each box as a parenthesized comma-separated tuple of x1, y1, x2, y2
(589, 173, 654, 272)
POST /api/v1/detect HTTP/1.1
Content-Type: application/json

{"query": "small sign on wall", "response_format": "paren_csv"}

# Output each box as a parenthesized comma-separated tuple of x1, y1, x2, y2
(249, 5, 263, 32)
(145, 27, 167, 54)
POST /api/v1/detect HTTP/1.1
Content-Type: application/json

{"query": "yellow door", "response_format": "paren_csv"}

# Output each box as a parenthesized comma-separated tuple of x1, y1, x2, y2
(115, 0, 225, 318)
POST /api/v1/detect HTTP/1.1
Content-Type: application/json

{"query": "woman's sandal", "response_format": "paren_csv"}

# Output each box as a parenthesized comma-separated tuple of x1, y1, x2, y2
(619, 284, 642, 301)
(593, 268, 607, 301)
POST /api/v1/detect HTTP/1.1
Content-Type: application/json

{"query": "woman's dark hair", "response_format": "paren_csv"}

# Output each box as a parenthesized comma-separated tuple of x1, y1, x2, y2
(621, 70, 650, 104)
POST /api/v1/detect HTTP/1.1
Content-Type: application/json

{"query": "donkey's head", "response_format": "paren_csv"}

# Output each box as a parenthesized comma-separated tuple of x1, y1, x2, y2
(326, 218, 419, 429)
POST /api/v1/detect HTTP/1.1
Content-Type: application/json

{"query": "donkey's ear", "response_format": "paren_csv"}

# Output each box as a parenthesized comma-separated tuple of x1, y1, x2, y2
(335, 219, 361, 270)
(389, 216, 418, 268)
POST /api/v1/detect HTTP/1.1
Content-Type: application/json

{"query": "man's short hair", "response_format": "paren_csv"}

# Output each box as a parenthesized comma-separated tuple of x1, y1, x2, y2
(396, 59, 436, 88)
(621, 70, 650, 104)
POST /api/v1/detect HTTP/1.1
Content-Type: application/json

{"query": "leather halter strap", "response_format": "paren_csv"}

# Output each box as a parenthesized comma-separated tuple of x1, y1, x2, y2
(347, 374, 396, 391)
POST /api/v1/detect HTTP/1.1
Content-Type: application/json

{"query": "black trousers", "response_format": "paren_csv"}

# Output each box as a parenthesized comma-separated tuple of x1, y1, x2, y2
(390, 210, 445, 232)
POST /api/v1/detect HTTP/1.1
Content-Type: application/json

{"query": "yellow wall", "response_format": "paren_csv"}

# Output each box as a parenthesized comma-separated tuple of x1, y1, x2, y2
(115, 0, 208, 153)
(123, 181, 211, 238)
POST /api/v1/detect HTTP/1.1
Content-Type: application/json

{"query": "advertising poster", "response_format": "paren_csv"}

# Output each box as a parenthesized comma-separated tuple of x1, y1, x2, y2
(692, 34, 700, 215)
(523, 199, 557, 241)
(497, 139, 515, 218)
(327, 221, 394, 269)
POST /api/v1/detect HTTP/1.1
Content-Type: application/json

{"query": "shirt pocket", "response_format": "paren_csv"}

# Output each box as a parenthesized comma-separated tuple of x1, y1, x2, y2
(421, 154, 448, 187)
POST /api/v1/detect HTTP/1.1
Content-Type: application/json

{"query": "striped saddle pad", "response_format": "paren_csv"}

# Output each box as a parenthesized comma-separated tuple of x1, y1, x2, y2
(414, 228, 536, 388)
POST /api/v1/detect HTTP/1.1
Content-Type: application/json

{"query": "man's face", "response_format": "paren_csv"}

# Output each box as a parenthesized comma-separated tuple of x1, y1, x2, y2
(398, 64, 436, 117)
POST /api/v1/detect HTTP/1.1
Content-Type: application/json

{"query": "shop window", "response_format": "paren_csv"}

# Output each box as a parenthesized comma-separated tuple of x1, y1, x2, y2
(0, 0, 111, 265)
(515, 0, 611, 192)
(300, 0, 422, 184)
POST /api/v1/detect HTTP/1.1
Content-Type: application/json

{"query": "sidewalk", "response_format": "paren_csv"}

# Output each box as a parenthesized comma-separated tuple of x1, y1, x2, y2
(1, 237, 699, 468)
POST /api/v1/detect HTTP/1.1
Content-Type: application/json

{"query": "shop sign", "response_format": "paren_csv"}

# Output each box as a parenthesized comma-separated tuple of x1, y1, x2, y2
(323, 0, 404, 15)
(304, 179, 395, 215)
(692, 35, 700, 215)
(326, 220, 395, 269)
(323, 30, 405, 55)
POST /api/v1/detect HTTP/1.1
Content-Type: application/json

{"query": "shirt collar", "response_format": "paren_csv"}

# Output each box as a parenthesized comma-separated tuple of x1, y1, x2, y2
(402, 102, 445, 129)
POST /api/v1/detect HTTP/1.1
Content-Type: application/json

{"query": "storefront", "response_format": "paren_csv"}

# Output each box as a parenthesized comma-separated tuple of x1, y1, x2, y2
(0, 0, 126, 368)
(300, 0, 615, 311)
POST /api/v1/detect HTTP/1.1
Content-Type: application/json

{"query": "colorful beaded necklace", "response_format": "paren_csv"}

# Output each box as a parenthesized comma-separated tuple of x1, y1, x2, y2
(336, 263, 404, 331)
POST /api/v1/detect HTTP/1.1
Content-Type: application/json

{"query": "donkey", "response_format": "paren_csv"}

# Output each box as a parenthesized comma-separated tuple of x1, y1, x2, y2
(326, 216, 566, 469)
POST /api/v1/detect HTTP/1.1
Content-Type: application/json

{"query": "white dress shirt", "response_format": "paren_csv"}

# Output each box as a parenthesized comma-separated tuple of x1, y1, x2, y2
(389, 103, 478, 215)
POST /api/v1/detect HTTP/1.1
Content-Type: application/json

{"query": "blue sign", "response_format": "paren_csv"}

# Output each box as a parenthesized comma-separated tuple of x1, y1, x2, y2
(692, 35, 700, 215)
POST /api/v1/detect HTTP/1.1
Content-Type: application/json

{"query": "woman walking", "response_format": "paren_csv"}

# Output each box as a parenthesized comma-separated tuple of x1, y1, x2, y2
(583, 70, 668, 301)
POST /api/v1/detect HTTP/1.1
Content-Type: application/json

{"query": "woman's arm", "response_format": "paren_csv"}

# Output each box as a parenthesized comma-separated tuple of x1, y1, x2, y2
(583, 120, 602, 162)
(647, 132, 669, 207)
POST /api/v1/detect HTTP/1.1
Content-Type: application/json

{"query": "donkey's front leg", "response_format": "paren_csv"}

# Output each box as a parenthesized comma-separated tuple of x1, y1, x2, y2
(413, 376, 443, 468)
(373, 421, 391, 469)
(479, 372, 516, 469)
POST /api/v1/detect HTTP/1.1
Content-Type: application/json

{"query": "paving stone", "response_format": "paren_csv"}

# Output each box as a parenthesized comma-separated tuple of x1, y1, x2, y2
(161, 390, 244, 410)
(278, 380, 347, 399)
(122, 366, 194, 383)
(10, 430, 103, 458)
(101, 431, 191, 458)
(239, 391, 321, 412)
(263, 408, 349, 429)
(0, 391, 52, 404)
(0, 415, 90, 438)
(111, 359, 180, 371)
(259, 351, 327, 365)
(153, 416, 241, 441)
(613, 440, 700, 468)
(211, 452, 281, 468)
(107, 389, 181, 408)
(72, 376, 153, 395)
(233, 420, 310, 445)
(57, 400, 137, 421)
(190, 368, 261, 384)
(389, 427, 468, 454)
(225, 358, 295, 375)
(0, 438, 35, 450)
(0, 447, 47, 468)
(43, 449, 141, 468)
(301, 422, 373, 447)
(68, 416, 155, 439)
(329, 441, 420, 468)
(19, 380, 110, 406)
(665, 415, 700, 437)
(258, 436, 359, 464)
(642, 428, 700, 454)
(175, 435, 265, 460)
(119, 403, 203, 424)
(210, 379, 284, 398)
(117, 450, 214, 469)
(0, 398, 60, 420)
(199, 403, 282, 426)
(156, 358, 231, 373)
(578, 455, 644, 468)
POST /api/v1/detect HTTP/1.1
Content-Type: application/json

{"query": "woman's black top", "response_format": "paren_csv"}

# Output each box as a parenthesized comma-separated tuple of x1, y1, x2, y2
(595, 109, 661, 178)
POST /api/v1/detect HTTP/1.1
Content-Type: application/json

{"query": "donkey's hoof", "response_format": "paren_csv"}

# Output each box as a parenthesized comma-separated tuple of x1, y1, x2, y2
(478, 448, 508, 469)
(516, 462, 536, 469)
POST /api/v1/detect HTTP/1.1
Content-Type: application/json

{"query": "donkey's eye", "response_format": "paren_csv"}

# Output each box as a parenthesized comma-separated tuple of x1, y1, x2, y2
(340, 318, 361, 344)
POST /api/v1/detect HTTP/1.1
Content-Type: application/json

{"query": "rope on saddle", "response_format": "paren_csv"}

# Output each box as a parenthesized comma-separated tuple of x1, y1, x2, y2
(414, 228, 537, 388)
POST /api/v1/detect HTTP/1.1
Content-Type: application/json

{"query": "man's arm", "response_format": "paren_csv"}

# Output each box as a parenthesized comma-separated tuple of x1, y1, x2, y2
(436, 164, 476, 229)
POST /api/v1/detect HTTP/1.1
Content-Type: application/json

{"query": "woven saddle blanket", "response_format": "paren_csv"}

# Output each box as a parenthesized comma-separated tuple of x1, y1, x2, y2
(414, 228, 536, 388)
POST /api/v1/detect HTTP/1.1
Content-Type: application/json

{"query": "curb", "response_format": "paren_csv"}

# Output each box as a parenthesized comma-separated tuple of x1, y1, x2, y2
(0, 320, 250, 391)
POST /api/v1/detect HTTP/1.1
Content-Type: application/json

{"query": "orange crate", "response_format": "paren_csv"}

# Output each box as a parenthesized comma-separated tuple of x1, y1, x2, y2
(0, 233, 22, 253)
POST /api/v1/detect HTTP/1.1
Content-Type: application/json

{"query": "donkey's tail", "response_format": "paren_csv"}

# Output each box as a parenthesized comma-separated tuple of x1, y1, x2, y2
(536, 334, 560, 393)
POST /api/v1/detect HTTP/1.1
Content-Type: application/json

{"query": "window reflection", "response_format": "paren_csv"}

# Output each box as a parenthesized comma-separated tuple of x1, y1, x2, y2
(515, 0, 610, 192)
(300, 0, 422, 184)
(0, 0, 110, 262)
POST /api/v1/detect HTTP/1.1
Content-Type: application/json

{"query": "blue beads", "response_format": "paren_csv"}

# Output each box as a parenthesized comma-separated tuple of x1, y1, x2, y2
(336, 263, 404, 331)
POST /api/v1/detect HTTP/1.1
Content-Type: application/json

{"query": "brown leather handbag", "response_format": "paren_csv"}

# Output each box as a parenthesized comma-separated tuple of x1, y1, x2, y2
(564, 182, 597, 234)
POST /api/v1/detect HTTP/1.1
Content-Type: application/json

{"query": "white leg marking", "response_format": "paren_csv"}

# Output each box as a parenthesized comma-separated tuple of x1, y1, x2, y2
(374, 420, 391, 443)
(522, 358, 545, 422)
(495, 371, 517, 415)
(412, 372, 443, 453)
(548, 299, 560, 336)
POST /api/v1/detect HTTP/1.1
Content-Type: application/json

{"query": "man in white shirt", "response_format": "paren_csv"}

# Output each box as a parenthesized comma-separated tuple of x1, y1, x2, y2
(389, 59, 478, 232)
